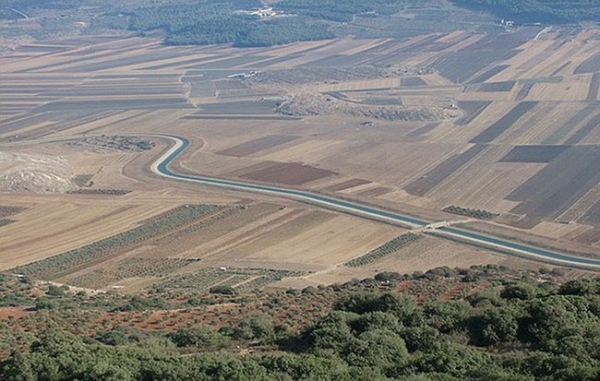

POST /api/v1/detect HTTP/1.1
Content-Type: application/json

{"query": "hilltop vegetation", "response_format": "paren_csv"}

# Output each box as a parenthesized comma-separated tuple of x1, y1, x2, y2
(163, 17, 333, 47)
(451, 0, 600, 23)
(3, 0, 598, 46)
(124, 0, 414, 46)
(1, 267, 599, 380)
(0, 0, 470, 46)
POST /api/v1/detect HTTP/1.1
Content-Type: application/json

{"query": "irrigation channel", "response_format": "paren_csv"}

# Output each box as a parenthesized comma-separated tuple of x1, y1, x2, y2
(3, 133, 599, 270)
(151, 134, 600, 270)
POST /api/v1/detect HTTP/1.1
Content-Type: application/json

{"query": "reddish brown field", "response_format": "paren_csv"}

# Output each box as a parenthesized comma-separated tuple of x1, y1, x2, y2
(240, 162, 337, 185)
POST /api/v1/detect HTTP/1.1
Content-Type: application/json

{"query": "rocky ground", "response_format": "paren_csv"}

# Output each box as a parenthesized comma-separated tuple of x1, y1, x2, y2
(0, 152, 75, 194)
(65, 136, 155, 154)
(276, 91, 459, 121)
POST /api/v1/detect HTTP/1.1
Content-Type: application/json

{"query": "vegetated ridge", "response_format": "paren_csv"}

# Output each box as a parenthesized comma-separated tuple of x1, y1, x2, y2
(450, 0, 600, 23)
(0, 266, 599, 380)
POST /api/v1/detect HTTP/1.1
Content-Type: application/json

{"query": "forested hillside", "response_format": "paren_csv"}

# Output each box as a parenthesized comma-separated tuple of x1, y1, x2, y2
(3, 0, 598, 46)
(118, 1, 335, 47)
(1, 267, 599, 380)
(451, 0, 600, 23)
(124, 0, 412, 47)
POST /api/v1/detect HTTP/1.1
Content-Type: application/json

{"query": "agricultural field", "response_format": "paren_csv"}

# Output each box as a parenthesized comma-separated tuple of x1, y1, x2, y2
(3, 2, 600, 379)
(2, 15, 600, 298)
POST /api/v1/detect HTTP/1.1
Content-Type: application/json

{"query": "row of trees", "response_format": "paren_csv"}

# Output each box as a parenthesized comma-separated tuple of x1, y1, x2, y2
(12, 204, 220, 279)
(443, 205, 499, 220)
(345, 233, 422, 267)
(1, 276, 599, 380)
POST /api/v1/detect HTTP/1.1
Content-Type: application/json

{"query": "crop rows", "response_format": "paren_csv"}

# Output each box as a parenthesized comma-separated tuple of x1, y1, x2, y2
(233, 269, 304, 293)
(153, 268, 304, 294)
(234, 276, 281, 293)
(0, 219, 15, 228)
(68, 189, 132, 196)
(345, 233, 423, 267)
(217, 275, 254, 288)
(67, 258, 195, 289)
(115, 258, 192, 276)
(153, 268, 231, 291)
(443, 205, 499, 220)
(11, 205, 223, 280)
(152, 206, 244, 244)
(0, 206, 26, 218)
(71, 174, 94, 187)
(139, 204, 218, 225)
(66, 270, 119, 289)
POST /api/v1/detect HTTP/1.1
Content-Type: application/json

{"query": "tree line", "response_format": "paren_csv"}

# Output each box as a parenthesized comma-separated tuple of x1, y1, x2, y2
(451, 0, 600, 23)
(1, 275, 599, 380)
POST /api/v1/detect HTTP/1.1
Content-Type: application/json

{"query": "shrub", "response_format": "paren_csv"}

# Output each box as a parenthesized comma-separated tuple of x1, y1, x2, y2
(209, 286, 237, 295)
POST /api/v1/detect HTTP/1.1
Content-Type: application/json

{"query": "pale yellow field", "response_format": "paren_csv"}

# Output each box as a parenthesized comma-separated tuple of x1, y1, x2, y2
(494, 36, 590, 80)
(292, 235, 541, 287)
(184, 151, 265, 177)
(258, 139, 345, 163)
(530, 221, 591, 241)
(223, 213, 402, 267)
(422, 74, 456, 86)
(527, 76, 591, 101)
(0, 197, 174, 270)
(2, 27, 600, 293)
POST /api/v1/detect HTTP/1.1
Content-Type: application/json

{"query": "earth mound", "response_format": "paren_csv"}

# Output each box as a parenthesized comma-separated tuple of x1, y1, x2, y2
(277, 92, 459, 122)
(0, 152, 75, 194)
(65, 135, 155, 154)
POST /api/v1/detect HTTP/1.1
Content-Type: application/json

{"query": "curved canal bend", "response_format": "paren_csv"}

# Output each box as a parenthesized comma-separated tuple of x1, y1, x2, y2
(148, 134, 600, 270)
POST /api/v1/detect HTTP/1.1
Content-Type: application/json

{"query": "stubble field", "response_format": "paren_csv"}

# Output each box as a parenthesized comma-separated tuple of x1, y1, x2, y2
(2, 26, 600, 293)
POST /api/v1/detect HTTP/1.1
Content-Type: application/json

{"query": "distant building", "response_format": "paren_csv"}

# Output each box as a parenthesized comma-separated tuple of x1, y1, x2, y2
(250, 7, 277, 18)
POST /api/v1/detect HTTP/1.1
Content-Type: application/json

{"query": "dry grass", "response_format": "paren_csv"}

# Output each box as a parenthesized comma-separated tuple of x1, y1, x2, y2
(3, 29, 600, 292)
(222, 213, 402, 267)
(300, 235, 542, 286)
(0, 198, 174, 270)
(527, 76, 591, 101)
